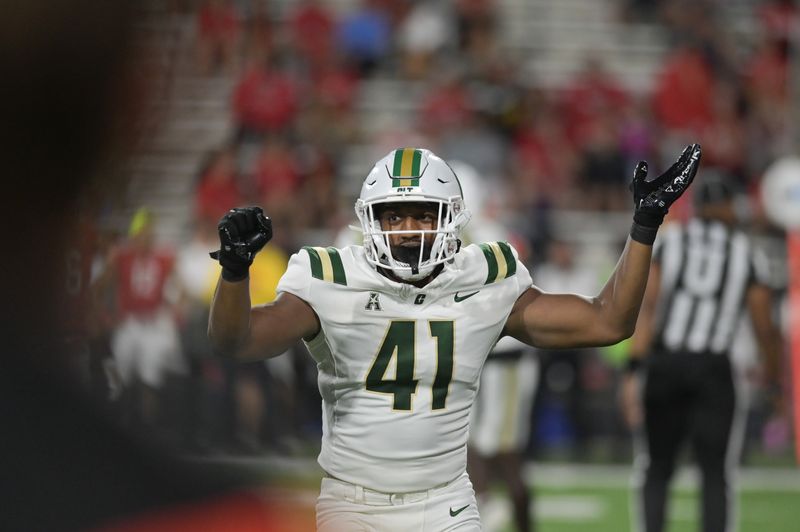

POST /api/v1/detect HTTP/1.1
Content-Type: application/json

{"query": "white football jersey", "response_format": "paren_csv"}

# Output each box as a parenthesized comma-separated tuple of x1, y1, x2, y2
(276, 242, 532, 492)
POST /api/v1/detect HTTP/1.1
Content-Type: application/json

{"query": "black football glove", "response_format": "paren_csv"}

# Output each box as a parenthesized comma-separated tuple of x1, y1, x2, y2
(629, 143, 702, 244)
(210, 207, 272, 282)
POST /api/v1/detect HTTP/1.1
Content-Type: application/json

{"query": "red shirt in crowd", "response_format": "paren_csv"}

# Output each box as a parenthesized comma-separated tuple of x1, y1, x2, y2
(289, 2, 335, 67)
(253, 145, 300, 199)
(197, 0, 240, 42)
(195, 152, 243, 224)
(652, 47, 715, 133)
(314, 67, 360, 110)
(745, 43, 788, 103)
(561, 65, 628, 145)
(420, 82, 471, 132)
(114, 246, 175, 320)
(233, 67, 298, 133)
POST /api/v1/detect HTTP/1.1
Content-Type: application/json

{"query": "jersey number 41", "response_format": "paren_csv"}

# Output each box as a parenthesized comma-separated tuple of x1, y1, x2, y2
(365, 320, 454, 411)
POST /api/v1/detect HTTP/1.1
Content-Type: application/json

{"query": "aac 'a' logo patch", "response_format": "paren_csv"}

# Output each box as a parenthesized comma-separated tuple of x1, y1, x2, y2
(365, 292, 382, 311)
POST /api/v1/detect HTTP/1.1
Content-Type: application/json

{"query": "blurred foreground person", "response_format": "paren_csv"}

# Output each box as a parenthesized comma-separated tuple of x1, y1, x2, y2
(0, 2, 309, 530)
(209, 145, 701, 530)
(621, 175, 783, 532)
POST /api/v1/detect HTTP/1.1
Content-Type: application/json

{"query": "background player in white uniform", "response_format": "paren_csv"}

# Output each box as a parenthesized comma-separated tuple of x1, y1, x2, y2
(456, 161, 539, 532)
(208, 146, 701, 531)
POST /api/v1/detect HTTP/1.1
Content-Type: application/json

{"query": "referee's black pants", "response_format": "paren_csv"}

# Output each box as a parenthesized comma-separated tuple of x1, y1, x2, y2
(638, 352, 739, 532)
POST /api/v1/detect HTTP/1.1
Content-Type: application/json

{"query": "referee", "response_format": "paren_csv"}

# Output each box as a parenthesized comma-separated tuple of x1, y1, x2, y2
(620, 174, 783, 532)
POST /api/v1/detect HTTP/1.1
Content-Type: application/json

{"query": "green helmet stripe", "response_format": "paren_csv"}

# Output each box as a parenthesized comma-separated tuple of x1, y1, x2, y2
(392, 149, 404, 176)
(391, 148, 422, 177)
(411, 149, 421, 176)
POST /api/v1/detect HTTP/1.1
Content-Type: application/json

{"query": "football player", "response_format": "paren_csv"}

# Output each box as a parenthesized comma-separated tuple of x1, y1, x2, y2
(209, 145, 701, 531)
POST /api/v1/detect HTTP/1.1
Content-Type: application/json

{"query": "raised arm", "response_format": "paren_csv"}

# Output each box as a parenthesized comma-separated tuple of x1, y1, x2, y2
(505, 238, 654, 348)
(207, 207, 319, 360)
(209, 280, 318, 360)
(504, 144, 701, 349)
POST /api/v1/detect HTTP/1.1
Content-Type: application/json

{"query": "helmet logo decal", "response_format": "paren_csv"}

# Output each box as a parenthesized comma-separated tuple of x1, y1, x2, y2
(391, 148, 422, 187)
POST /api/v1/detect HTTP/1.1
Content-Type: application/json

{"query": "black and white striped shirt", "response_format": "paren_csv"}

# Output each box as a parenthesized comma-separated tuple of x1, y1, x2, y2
(652, 218, 771, 356)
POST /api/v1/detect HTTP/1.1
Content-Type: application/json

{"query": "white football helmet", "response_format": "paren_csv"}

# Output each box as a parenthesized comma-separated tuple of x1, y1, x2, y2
(355, 148, 471, 281)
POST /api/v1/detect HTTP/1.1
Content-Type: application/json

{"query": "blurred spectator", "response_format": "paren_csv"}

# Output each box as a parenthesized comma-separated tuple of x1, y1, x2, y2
(312, 58, 361, 113)
(561, 57, 629, 146)
(419, 67, 472, 141)
(194, 145, 244, 226)
(439, 112, 509, 181)
(468, 58, 527, 137)
(289, 53, 361, 160)
(758, 0, 798, 47)
(195, 0, 242, 76)
(745, 37, 789, 106)
(288, 0, 336, 73)
(337, 0, 392, 76)
(232, 52, 298, 142)
(102, 209, 184, 434)
(700, 82, 747, 180)
(619, 97, 656, 170)
(576, 109, 629, 211)
(242, 0, 275, 63)
(512, 97, 578, 209)
(397, 0, 455, 79)
(296, 145, 344, 231)
(455, 0, 497, 62)
(652, 43, 715, 135)
(252, 137, 301, 204)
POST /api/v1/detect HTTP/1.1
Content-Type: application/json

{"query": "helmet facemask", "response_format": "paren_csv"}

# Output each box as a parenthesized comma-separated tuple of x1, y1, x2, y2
(355, 148, 471, 282)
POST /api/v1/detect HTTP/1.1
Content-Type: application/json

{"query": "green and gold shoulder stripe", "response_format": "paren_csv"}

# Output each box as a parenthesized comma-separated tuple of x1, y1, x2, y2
(478, 242, 517, 284)
(303, 246, 347, 285)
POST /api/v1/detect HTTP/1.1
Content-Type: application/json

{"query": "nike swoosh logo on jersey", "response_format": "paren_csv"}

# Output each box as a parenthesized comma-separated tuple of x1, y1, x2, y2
(454, 291, 479, 302)
(449, 505, 469, 517)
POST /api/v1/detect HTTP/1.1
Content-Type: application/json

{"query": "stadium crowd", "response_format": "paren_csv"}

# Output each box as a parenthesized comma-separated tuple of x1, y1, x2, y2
(79, 0, 795, 465)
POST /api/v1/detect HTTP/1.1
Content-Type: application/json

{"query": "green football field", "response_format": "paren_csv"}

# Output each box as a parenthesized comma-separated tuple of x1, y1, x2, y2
(196, 457, 800, 531)
(484, 464, 800, 532)
(484, 485, 800, 532)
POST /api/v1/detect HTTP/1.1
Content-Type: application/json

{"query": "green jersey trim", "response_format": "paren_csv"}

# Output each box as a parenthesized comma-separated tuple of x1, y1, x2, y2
(479, 242, 517, 284)
(303, 246, 347, 285)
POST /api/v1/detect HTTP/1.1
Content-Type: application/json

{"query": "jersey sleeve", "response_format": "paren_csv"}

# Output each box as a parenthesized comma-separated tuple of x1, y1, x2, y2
(476, 241, 532, 298)
(275, 249, 313, 303)
(511, 245, 533, 298)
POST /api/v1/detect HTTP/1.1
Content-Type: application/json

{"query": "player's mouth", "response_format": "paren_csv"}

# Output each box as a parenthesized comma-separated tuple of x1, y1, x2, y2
(392, 243, 430, 265)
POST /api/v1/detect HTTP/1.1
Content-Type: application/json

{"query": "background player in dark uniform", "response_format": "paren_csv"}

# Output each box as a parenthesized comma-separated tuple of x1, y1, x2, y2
(621, 175, 784, 532)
